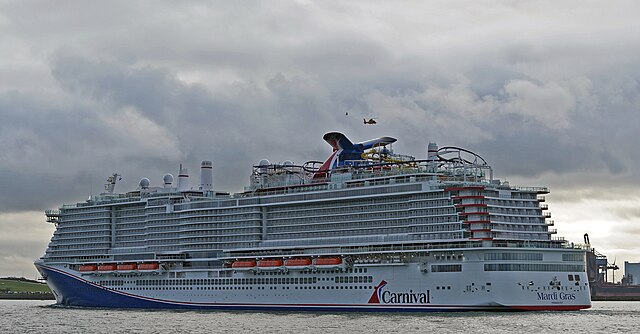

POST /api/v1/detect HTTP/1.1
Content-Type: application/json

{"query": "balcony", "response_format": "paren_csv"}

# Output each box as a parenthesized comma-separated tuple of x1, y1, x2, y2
(45, 210, 60, 223)
(513, 186, 549, 194)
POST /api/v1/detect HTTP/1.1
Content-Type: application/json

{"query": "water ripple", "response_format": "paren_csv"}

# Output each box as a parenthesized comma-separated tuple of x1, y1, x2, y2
(0, 301, 638, 334)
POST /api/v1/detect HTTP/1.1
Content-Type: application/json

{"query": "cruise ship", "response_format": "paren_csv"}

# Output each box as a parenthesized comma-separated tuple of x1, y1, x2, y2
(35, 132, 591, 311)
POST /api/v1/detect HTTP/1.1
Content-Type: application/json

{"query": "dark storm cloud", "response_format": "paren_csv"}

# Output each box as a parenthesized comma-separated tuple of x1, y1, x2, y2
(0, 54, 342, 212)
(351, 75, 638, 183)
(48, 53, 339, 177)
(0, 79, 175, 211)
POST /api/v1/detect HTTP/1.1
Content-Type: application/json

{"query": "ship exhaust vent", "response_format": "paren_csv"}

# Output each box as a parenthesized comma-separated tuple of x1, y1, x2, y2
(200, 161, 213, 191)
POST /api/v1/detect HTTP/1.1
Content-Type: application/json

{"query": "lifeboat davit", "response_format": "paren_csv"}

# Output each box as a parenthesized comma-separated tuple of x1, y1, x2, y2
(232, 259, 257, 270)
(117, 263, 137, 271)
(314, 257, 343, 268)
(257, 259, 284, 270)
(138, 262, 160, 270)
(97, 264, 117, 271)
(284, 258, 312, 269)
(79, 265, 97, 272)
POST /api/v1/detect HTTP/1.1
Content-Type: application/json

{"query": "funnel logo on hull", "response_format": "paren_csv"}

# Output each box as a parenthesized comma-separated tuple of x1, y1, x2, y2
(368, 280, 431, 304)
(368, 280, 388, 303)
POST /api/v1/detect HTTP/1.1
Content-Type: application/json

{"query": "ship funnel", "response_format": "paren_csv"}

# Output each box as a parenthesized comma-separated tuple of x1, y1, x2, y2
(177, 164, 190, 191)
(200, 161, 213, 190)
(426, 142, 439, 176)
(427, 142, 438, 161)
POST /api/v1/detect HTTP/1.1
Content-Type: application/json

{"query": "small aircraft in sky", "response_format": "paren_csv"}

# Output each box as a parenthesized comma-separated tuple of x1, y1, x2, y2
(363, 118, 377, 125)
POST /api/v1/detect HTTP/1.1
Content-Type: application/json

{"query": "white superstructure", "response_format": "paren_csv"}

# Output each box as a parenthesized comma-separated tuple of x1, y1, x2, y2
(35, 132, 591, 311)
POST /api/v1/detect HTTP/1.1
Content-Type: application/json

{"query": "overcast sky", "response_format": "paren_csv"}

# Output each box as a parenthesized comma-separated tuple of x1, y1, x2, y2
(1, 1, 639, 279)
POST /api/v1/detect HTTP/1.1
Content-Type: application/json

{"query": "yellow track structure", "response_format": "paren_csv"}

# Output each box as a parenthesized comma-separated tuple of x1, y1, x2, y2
(360, 149, 417, 167)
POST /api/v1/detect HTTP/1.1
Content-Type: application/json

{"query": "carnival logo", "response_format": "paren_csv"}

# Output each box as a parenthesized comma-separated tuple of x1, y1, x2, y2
(367, 280, 388, 303)
(368, 280, 431, 304)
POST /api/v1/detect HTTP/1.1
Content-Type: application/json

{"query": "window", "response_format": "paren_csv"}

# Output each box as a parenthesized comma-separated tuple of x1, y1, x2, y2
(431, 264, 462, 272)
(484, 253, 543, 261)
(484, 264, 585, 272)
(562, 254, 583, 262)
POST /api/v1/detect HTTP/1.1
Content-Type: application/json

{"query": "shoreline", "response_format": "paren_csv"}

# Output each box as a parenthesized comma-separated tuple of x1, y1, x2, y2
(0, 293, 55, 300)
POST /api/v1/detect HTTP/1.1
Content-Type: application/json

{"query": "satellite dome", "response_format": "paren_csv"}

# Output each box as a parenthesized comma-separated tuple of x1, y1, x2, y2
(283, 160, 293, 166)
(258, 159, 270, 167)
(163, 173, 174, 185)
(139, 178, 150, 189)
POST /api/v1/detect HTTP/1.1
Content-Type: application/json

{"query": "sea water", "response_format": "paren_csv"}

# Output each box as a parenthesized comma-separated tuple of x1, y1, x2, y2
(0, 300, 638, 334)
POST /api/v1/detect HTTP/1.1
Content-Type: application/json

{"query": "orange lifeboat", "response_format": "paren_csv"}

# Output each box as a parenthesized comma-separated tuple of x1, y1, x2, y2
(257, 259, 284, 270)
(138, 262, 160, 270)
(97, 264, 117, 271)
(231, 259, 257, 270)
(284, 258, 312, 269)
(117, 263, 137, 271)
(314, 257, 343, 268)
(79, 265, 97, 272)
